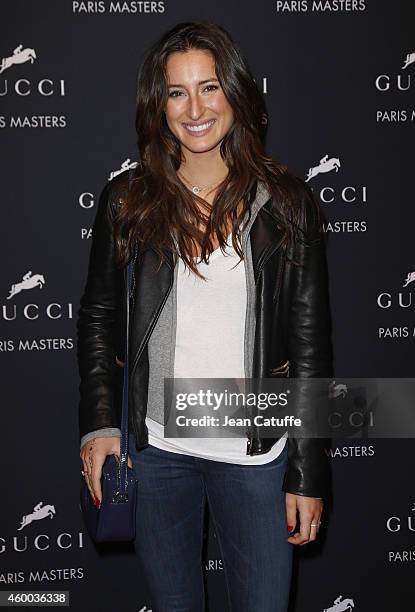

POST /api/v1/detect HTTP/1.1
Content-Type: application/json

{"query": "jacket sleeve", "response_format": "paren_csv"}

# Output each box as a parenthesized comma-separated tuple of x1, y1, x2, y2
(80, 427, 121, 450)
(76, 178, 123, 444)
(282, 180, 333, 500)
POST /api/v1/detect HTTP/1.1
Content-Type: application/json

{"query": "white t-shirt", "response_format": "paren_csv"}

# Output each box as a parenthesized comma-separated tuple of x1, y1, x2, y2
(146, 234, 287, 464)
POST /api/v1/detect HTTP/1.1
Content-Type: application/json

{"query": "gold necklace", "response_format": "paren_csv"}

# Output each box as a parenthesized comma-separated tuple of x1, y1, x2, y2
(177, 170, 227, 195)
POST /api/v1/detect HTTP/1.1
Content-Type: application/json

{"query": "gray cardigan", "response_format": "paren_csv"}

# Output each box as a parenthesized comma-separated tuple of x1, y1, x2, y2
(80, 180, 272, 448)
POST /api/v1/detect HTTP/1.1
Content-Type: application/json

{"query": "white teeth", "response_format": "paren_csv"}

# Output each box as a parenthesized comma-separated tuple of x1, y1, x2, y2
(184, 120, 215, 132)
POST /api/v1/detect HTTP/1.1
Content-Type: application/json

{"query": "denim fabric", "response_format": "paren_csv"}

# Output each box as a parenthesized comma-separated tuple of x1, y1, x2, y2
(128, 433, 293, 612)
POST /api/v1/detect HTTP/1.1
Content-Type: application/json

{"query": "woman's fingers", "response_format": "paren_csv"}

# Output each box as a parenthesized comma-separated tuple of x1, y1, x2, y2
(79, 437, 134, 508)
(80, 438, 102, 507)
(285, 492, 297, 535)
(81, 468, 95, 504)
(287, 511, 313, 545)
(308, 515, 322, 542)
(90, 453, 104, 506)
(286, 494, 323, 545)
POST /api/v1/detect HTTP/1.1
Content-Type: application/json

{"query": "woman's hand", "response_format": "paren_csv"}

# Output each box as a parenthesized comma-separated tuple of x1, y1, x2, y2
(80, 437, 133, 508)
(285, 493, 323, 545)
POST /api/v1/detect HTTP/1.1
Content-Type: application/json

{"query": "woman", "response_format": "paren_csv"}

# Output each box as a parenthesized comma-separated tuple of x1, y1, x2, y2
(77, 21, 333, 612)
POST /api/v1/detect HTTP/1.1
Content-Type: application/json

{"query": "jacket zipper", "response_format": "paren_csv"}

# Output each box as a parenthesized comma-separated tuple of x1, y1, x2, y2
(256, 235, 285, 280)
(247, 235, 285, 455)
(272, 249, 285, 302)
(130, 242, 139, 305)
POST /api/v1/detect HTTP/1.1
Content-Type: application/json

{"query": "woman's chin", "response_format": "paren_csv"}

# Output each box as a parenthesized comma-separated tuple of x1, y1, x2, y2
(180, 136, 223, 155)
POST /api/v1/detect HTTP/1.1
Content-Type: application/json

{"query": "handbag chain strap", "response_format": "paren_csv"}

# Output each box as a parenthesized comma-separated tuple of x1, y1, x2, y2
(117, 165, 136, 499)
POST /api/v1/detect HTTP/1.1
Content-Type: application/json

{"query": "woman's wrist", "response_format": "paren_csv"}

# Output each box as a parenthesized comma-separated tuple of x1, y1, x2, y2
(80, 427, 121, 449)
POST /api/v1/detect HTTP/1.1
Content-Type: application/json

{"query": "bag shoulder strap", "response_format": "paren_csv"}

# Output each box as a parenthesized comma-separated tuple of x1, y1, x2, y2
(118, 164, 137, 494)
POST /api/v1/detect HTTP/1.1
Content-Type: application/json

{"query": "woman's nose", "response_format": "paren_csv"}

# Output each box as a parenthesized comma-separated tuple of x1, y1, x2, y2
(188, 94, 203, 120)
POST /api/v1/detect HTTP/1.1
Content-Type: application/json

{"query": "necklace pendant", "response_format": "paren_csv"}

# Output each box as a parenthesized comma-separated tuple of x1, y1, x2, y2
(192, 186, 201, 194)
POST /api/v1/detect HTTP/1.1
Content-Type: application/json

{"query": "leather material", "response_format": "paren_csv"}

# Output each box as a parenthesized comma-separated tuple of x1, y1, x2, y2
(77, 170, 333, 500)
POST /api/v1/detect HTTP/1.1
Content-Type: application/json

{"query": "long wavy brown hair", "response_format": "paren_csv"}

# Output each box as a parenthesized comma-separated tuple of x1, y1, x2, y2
(113, 20, 318, 279)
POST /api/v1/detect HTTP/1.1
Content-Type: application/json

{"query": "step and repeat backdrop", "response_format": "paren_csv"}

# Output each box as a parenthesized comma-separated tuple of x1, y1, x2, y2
(2, 1, 414, 610)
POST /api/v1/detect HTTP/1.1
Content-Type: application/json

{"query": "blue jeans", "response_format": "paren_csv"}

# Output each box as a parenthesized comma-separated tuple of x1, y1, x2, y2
(128, 433, 293, 612)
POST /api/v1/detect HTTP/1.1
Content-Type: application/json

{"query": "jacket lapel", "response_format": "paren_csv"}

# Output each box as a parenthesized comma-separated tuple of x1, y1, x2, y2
(250, 200, 286, 282)
(129, 247, 174, 375)
(129, 198, 284, 371)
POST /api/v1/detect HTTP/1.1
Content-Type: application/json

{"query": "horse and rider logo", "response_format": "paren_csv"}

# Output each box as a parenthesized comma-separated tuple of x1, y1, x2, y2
(402, 50, 415, 70)
(108, 158, 138, 181)
(403, 270, 415, 287)
(17, 501, 56, 531)
(324, 595, 355, 612)
(0, 44, 37, 74)
(306, 154, 341, 182)
(7, 270, 45, 300)
(328, 381, 348, 399)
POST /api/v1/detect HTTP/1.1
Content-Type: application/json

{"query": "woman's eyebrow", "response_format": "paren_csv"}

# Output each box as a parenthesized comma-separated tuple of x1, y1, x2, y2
(168, 78, 219, 88)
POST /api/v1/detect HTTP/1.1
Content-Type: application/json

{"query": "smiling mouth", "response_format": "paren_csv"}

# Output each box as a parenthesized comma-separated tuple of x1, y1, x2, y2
(182, 119, 216, 136)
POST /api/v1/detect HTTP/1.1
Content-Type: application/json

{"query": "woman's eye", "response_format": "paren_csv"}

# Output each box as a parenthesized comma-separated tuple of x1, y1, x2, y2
(168, 84, 219, 98)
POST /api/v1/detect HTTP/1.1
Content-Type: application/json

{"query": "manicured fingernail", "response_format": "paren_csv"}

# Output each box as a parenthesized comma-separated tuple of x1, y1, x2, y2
(287, 525, 294, 532)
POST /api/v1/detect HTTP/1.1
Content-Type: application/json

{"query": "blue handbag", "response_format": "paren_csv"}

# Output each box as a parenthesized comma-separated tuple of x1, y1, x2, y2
(80, 254, 138, 543)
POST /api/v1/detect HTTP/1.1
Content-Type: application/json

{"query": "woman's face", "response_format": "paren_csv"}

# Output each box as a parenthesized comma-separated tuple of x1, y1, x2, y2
(164, 49, 234, 156)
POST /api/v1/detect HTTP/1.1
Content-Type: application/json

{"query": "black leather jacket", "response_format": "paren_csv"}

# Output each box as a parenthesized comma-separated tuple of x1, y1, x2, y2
(77, 170, 333, 500)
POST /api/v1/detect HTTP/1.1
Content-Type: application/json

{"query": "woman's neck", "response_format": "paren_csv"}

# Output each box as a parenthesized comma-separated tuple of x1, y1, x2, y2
(178, 148, 229, 186)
